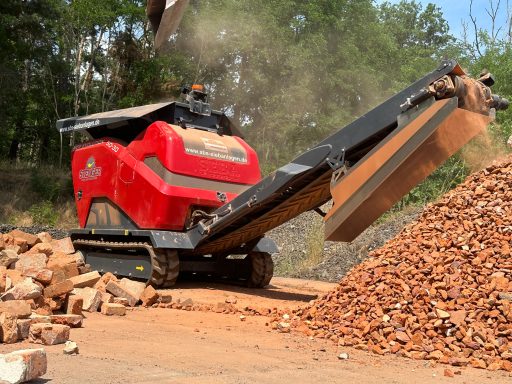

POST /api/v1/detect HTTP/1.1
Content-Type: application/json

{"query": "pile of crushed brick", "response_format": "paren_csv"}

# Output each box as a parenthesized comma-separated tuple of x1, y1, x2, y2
(0, 229, 163, 346)
(281, 156, 512, 371)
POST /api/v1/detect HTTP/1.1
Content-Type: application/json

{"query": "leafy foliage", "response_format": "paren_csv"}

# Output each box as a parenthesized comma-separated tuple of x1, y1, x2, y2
(29, 200, 59, 226)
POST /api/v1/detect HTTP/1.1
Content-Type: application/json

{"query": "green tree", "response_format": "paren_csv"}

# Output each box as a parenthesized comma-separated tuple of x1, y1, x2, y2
(0, 0, 63, 163)
(173, 0, 456, 171)
(453, 0, 512, 146)
(378, 1, 457, 88)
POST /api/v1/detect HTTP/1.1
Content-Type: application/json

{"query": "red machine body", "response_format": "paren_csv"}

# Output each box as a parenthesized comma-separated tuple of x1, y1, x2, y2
(71, 120, 261, 230)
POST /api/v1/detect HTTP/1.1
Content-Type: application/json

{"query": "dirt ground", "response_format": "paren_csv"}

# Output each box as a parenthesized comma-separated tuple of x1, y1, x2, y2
(1, 277, 511, 384)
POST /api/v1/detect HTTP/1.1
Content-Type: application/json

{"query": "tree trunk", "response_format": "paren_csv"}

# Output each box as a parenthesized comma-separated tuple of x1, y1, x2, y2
(8, 119, 22, 162)
(40, 128, 50, 163)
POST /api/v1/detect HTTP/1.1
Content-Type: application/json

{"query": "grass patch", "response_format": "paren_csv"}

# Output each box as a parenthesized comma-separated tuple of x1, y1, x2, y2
(0, 162, 77, 228)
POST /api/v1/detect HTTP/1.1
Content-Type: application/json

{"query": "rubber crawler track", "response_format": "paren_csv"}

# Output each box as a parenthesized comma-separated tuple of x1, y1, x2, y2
(72, 239, 179, 287)
(247, 252, 274, 288)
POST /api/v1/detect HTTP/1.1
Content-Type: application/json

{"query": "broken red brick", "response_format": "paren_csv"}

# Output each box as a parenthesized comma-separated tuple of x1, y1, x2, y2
(101, 303, 126, 316)
(29, 323, 70, 345)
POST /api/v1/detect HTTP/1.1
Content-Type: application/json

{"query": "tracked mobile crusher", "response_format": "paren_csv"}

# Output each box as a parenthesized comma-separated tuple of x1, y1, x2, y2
(57, 62, 509, 288)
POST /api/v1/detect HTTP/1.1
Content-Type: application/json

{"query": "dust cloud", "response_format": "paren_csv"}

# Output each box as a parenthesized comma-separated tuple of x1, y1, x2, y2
(462, 126, 508, 172)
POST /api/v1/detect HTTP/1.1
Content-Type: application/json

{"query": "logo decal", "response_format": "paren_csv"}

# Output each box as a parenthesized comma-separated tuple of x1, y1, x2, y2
(201, 138, 229, 153)
(79, 156, 102, 181)
(179, 129, 248, 163)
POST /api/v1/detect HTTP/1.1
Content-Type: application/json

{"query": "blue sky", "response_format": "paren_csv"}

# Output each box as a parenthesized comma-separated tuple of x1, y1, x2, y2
(380, 0, 509, 39)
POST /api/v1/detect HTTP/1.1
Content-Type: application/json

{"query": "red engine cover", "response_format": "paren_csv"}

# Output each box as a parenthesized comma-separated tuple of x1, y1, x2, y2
(71, 121, 260, 230)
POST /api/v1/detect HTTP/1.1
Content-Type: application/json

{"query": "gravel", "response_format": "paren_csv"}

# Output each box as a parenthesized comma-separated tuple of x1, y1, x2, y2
(269, 205, 421, 282)
(0, 224, 69, 240)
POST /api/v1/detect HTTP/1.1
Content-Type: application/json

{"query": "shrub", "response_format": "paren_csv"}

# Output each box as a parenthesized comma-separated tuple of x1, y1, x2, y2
(29, 200, 59, 226)
(30, 170, 61, 202)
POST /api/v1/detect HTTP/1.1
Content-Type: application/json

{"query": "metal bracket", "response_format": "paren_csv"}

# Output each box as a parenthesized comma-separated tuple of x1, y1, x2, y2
(313, 207, 326, 217)
(326, 148, 349, 184)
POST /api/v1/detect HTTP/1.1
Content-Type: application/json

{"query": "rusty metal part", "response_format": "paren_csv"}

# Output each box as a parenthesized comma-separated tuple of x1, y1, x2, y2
(324, 97, 491, 241)
(491, 94, 509, 111)
(429, 75, 456, 99)
(457, 76, 494, 115)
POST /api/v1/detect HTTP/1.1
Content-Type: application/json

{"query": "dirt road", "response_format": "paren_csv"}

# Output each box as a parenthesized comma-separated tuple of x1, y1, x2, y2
(1, 278, 510, 384)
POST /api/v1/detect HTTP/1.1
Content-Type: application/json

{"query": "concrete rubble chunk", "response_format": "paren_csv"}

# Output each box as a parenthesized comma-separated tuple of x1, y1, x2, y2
(50, 237, 75, 255)
(65, 294, 83, 315)
(13, 238, 28, 254)
(63, 340, 79, 355)
(0, 266, 7, 292)
(0, 348, 47, 384)
(180, 298, 193, 308)
(106, 280, 138, 307)
(113, 297, 129, 306)
(22, 268, 53, 285)
(140, 285, 159, 307)
(43, 279, 73, 298)
(0, 249, 19, 268)
(1, 278, 42, 301)
(8, 245, 22, 255)
(93, 272, 117, 292)
(50, 269, 66, 286)
(16, 319, 33, 340)
(99, 291, 113, 306)
(276, 321, 290, 333)
(73, 287, 101, 312)
(60, 263, 79, 279)
(29, 323, 70, 345)
(435, 308, 450, 319)
(29, 314, 52, 323)
(498, 292, 512, 301)
(5, 276, 12, 291)
(69, 271, 101, 288)
(7, 230, 41, 248)
(101, 302, 126, 316)
(157, 290, 173, 304)
(119, 278, 146, 300)
(32, 297, 52, 316)
(16, 315, 51, 340)
(26, 242, 53, 256)
(50, 314, 83, 328)
(77, 264, 90, 274)
(14, 253, 48, 275)
(0, 301, 32, 318)
(47, 257, 79, 280)
(0, 312, 19, 343)
(36, 232, 53, 243)
(6, 270, 24, 286)
(48, 296, 65, 311)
